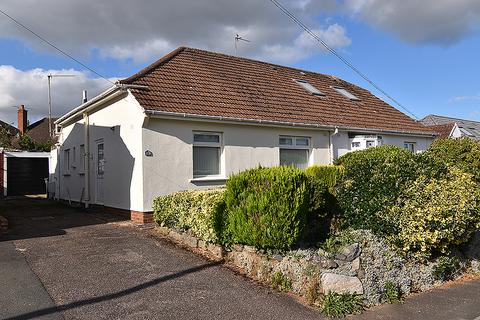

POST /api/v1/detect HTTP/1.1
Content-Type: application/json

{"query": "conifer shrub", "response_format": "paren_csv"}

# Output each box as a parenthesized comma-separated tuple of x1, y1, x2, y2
(215, 166, 312, 250)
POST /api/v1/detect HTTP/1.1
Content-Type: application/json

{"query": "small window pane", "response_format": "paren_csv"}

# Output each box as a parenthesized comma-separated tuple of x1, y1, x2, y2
(97, 143, 105, 175)
(194, 134, 219, 143)
(280, 149, 309, 169)
(295, 137, 309, 146)
(333, 87, 360, 100)
(366, 140, 375, 148)
(279, 136, 293, 146)
(404, 143, 415, 152)
(295, 80, 325, 96)
(193, 146, 220, 177)
(351, 142, 360, 148)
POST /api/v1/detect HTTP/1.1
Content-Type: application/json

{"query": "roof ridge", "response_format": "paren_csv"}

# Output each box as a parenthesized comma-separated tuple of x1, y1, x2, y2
(119, 46, 360, 89)
(427, 114, 479, 124)
(119, 46, 188, 84)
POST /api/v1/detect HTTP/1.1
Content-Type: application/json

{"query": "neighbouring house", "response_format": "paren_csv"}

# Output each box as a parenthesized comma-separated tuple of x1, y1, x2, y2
(52, 47, 437, 223)
(421, 114, 480, 140)
(1, 106, 53, 197)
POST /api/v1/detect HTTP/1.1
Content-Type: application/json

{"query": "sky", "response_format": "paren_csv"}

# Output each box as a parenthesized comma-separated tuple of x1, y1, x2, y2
(0, 0, 479, 126)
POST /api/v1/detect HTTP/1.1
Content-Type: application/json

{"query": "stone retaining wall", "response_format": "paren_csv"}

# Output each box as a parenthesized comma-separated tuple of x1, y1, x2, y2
(153, 226, 365, 307)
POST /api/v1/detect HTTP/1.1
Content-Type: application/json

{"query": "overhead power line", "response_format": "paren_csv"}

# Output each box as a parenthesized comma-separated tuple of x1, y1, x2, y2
(0, 8, 115, 86)
(268, 0, 419, 119)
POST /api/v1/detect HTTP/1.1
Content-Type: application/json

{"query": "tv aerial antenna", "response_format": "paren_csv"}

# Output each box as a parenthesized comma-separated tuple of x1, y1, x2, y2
(234, 34, 250, 56)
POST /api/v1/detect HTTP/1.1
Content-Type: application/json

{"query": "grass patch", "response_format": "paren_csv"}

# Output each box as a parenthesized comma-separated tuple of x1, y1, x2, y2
(381, 281, 402, 304)
(271, 271, 292, 292)
(433, 256, 461, 281)
(321, 292, 364, 318)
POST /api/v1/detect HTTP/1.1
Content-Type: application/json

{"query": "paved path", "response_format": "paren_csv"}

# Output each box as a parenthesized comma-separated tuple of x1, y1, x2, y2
(1, 198, 479, 320)
(0, 198, 325, 320)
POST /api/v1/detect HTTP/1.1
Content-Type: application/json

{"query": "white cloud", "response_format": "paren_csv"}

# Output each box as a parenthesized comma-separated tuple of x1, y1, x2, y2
(0, 0, 350, 64)
(343, 0, 480, 44)
(263, 24, 351, 63)
(0, 65, 114, 125)
(449, 95, 480, 103)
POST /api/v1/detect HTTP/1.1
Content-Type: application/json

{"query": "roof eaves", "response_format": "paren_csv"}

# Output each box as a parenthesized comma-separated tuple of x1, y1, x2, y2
(145, 109, 437, 137)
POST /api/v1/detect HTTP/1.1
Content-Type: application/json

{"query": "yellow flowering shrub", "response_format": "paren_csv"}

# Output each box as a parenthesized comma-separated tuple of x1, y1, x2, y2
(153, 189, 225, 243)
(388, 168, 480, 258)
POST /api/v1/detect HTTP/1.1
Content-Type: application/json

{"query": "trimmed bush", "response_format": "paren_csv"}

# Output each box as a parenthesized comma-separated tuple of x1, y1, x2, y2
(153, 189, 225, 243)
(334, 146, 421, 234)
(216, 166, 312, 250)
(305, 165, 345, 190)
(427, 137, 480, 181)
(389, 168, 480, 258)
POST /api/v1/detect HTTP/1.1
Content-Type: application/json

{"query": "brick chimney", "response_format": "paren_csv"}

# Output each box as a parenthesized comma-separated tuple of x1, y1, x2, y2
(17, 105, 27, 135)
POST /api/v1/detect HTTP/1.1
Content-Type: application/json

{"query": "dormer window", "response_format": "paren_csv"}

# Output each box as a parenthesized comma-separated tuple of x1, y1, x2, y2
(294, 79, 325, 96)
(332, 86, 360, 101)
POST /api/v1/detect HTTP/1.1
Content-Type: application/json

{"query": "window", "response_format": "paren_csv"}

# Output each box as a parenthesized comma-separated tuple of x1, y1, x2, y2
(332, 86, 360, 101)
(79, 144, 85, 174)
(63, 149, 70, 175)
(366, 140, 375, 149)
(279, 136, 310, 169)
(294, 79, 325, 96)
(193, 132, 222, 178)
(404, 142, 415, 152)
(351, 141, 361, 148)
(97, 143, 105, 176)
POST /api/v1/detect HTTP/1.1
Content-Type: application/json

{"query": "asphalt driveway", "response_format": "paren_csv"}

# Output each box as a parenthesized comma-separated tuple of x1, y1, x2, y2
(0, 198, 325, 320)
(1, 198, 479, 320)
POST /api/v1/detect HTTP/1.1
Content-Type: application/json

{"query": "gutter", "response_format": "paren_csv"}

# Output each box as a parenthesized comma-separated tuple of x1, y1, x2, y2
(144, 109, 437, 138)
(55, 84, 147, 126)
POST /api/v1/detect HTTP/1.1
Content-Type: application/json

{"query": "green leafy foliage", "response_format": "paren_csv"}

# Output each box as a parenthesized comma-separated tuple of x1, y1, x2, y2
(432, 256, 461, 281)
(389, 168, 480, 258)
(270, 272, 292, 292)
(0, 125, 13, 148)
(321, 292, 364, 318)
(428, 137, 480, 181)
(18, 134, 54, 152)
(334, 146, 422, 234)
(216, 166, 312, 250)
(305, 165, 345, 190)
(381, 282, 401, 304)
(153, 189, 225, 243)
(319, 230, 356, 254)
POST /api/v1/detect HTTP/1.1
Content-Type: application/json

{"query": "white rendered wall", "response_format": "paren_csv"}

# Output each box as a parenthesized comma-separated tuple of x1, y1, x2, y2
(54, 91, 145, 211)
(333, 130, 434, 159)
(141, 118, 331, 211)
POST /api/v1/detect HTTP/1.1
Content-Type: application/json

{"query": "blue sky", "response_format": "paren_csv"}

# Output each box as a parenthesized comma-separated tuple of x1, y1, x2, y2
(0, 0, 479, 125)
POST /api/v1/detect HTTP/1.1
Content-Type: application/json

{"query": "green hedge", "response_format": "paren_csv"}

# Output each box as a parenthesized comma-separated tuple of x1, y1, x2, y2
(427, 137, 480, 181)
(305, 165, 345, 190)
(215, 166, 312, 250)
(334, 146, 421, 234)
(388, 168, 480, 258)
(153, 189, 225, 243)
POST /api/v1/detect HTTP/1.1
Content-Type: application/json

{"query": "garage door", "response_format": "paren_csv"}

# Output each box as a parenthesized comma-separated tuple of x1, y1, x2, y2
(7, 157, 49, 196)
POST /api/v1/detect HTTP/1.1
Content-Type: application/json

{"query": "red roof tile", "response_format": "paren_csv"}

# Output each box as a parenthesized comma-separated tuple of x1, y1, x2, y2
(120, 47, 435, 135)
(427, 123, 455, 139)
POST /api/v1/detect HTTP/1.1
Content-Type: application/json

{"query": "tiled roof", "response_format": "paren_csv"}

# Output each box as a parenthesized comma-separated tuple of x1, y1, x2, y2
(427, 123, 455, 139)
(121, 47, 434, 135)
(27, 118, 58, 143)
(421, 114, 480, 140)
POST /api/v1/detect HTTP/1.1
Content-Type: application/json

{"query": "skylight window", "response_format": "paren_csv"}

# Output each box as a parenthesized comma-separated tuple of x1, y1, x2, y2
(332, 86, 360, 101)
(294, 79, 325, 96)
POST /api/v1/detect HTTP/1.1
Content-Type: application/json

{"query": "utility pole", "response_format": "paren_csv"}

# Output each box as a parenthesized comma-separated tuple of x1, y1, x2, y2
(47, 74, 76, 138)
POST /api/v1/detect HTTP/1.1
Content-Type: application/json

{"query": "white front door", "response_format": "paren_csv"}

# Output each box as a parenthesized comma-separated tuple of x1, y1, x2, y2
(95, 140, 105, 205)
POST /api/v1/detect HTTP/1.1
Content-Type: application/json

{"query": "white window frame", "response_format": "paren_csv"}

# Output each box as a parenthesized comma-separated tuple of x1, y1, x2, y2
(63, 148, 71, 176)
(192, 131, 224, 179)
(404, 142, 416, 153)
(279, 135, 311, 169)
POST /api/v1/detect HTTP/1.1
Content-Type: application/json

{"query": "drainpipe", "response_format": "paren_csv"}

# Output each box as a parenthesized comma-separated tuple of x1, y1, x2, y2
(329, 127, 339, 164)
(83, 112, 90, 209)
